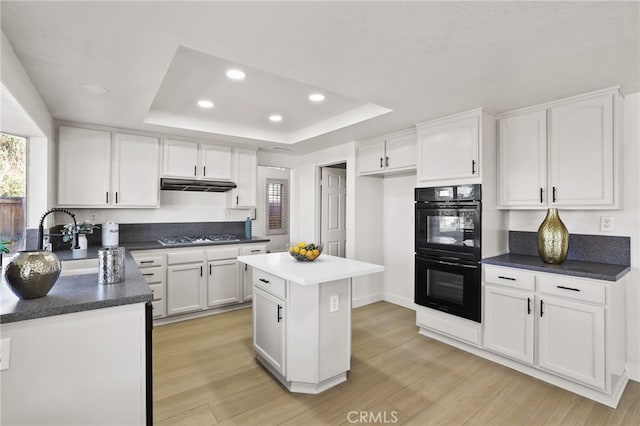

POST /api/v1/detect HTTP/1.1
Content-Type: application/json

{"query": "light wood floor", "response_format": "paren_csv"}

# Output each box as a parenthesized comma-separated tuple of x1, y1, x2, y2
(153, 302, 640, 425)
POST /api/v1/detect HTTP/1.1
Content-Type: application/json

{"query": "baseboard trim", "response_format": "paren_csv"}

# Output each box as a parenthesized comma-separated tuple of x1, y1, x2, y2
(382, 293, 416, 310)
(352, 292, 383, 308)
(627, 360, 640, 382)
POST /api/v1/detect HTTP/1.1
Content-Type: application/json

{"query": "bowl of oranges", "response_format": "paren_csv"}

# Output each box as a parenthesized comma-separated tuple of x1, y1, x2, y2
(288, 242, 322, 262)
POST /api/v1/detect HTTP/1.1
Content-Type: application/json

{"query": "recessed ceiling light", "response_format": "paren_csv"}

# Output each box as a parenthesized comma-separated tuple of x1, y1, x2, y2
(78, 83, 109, 95)
(269, 114, 283, 123)
(197, 100, 214, 109)
(226, 69, 246, 81)
(308, 93, 325, 102)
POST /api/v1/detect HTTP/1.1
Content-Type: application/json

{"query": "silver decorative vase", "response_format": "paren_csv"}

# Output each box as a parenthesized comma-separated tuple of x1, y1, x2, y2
(537, 208, 569, 264)
(3, 250, 61, 299)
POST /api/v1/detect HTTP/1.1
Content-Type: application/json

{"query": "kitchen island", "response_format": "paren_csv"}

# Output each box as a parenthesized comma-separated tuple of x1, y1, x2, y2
(237, 252, 384, 394)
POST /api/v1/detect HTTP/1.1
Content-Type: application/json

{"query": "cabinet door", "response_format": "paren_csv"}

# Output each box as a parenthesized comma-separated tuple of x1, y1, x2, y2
(498, 110, 547, 207)
(537, 296, 605, 389)
(207, 260, 241, 307)
(417, 115, 479, 182)
(253, 287, 286, 375)
(548, 94, 613, 207)
(58, 126, 112, 206)
(113, 133, 160, 207)
(483, 285, 534, 364)
(162, 139, 199, 178)
(167, 263, 205, 315)
(230, 148, 257, 207)
(385, 132, 416, 172)
(242, 263, 253, 301)
(357, 140, 385, 175)
(202, 144, 232, 180)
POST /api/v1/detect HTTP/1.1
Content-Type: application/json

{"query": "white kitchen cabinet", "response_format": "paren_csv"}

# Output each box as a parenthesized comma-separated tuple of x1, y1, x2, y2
(357, 128, 416, 176)
(207, 259, 241, 308)
(167, 262, 205, 316)
(482, 264, 626, 405)
(162, 139, 233, 180)
(483, 285, 534, 364)
(58, 126, 112, 206)
(497, 87, 623, 209)
(58, 126, 160, 208)
(548, 93, 615, 207)
(497, 109, 547, 207)
(132, 251, 167, 318)
(416, 111, 480, 183)
(113, 133, 160, 207)
(240, 244, 267, 301)
(253, 286, 286, 375)
(537, 295, 605, 389)
(228, 148, 257, 208)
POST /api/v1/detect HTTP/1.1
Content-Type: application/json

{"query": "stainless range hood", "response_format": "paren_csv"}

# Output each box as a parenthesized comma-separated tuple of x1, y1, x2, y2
(160, 178, 237, 192)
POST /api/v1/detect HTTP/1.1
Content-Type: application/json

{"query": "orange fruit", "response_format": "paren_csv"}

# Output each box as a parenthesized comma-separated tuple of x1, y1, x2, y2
(299, 249, 307, 256)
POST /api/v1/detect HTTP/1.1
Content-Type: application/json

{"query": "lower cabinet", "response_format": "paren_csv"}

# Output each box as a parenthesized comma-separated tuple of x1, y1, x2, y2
(483, 264, 625, 402)
(132, 251, 167, 318)
(167, 262, 206, 315)
(253, 286, 286, 375)
(240, 245, 267, 301)
(207, 259, 241, 308)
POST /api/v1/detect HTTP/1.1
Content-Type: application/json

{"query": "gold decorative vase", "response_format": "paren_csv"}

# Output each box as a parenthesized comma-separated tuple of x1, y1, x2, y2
(537, 208, 569, 264)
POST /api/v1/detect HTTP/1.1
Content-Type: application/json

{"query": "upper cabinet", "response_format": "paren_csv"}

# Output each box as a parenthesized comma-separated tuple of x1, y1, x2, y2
(357, 128, 416, 176)
(162, 139, 232, 181)
(498, 88, 623, 209)
(416, 109, 495, 186)
(227, 148, 257, 208)
(58, 126, 160, 208)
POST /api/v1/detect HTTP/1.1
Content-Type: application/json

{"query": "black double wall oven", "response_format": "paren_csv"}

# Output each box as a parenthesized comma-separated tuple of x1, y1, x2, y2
(414, 184, 482, 322)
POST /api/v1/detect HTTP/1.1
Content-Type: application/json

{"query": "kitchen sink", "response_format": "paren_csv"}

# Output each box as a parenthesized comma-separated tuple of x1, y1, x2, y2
(60, 258, 98, 276)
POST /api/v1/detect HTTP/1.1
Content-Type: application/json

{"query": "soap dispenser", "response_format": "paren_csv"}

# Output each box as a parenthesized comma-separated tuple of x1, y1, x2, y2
(244, 217, 252, 240)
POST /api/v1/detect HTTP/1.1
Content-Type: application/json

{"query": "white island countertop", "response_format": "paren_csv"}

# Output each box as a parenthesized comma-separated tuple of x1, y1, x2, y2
(237, 252, 384, 285)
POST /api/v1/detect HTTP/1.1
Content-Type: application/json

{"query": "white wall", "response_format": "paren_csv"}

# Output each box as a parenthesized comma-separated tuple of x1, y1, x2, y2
(1, 32, 54, 227)
(382, 174, 416, 308)
(510, 93, 640, 381)
(293, 142, 384, 307)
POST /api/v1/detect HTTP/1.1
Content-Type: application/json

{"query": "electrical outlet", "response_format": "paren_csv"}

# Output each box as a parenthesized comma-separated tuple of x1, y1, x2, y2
(89, 212, 98, 224)
(329, 295, 339, 313)
(0, 338, 11, 371)
(600, 216, 614, 232)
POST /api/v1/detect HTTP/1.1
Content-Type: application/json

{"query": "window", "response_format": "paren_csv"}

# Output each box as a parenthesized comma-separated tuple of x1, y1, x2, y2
(266, 179, 288, 235)
(0, 133, 27, 253)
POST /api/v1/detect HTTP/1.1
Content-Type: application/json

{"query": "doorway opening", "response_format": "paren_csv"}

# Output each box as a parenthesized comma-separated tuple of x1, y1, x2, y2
(318, 162, 347, 258)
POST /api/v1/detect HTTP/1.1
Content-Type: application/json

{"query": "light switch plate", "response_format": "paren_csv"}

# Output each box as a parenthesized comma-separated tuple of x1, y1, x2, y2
(0, 338, 11, 371)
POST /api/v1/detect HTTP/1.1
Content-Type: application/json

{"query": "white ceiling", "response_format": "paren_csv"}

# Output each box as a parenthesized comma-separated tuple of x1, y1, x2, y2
(1, 1, 638, 155)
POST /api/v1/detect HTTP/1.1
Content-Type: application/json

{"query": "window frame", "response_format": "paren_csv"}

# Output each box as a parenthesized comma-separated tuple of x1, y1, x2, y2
(265, 178, 289, 236)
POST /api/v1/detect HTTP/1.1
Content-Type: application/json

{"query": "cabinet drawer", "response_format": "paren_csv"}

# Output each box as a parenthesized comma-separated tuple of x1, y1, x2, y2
(167, 250, 203, 265)
(132, 253, 166, 268)
(253, 269, 286, 299)
(241, 245, 266, 255)
(149, 283, 165, 301)
(139, 266, 165, 284)
(484, 265, 534, 291)
(537, 275, 605, 305)
(151, 300, 166, 318)
(207, 247, 239, 261)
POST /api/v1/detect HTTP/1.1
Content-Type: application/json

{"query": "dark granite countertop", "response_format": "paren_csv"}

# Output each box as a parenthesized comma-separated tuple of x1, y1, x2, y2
(1, 250, 152, 324)
(482, 253, 630, 282)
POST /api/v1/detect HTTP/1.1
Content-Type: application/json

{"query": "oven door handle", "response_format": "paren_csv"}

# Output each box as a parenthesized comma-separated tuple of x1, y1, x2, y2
(426, 258, 478, 269)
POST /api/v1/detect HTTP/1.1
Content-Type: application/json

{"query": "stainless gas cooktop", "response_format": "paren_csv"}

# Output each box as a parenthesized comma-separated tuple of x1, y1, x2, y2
(158, 235, 241, 246)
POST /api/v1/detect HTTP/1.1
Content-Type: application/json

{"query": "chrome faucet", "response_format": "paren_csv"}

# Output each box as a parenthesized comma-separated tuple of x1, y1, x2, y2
(38, 208, 80, 250)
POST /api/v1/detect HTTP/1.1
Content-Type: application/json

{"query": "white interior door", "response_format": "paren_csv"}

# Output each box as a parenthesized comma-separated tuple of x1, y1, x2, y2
(320, 167, 347, 257)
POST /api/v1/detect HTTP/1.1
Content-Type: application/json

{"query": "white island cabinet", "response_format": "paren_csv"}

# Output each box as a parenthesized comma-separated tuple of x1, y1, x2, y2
(237, 252, 383, 394)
